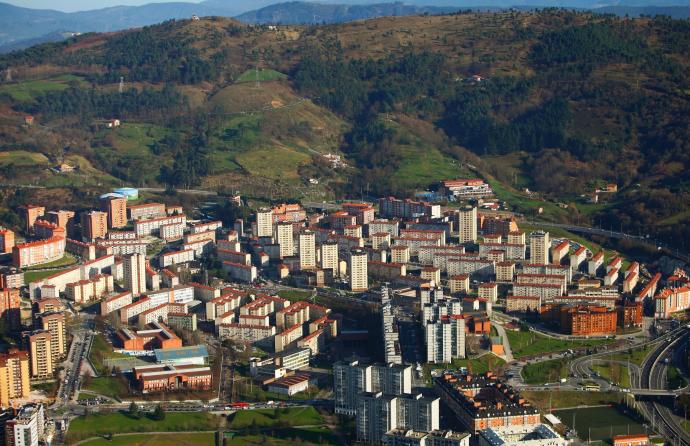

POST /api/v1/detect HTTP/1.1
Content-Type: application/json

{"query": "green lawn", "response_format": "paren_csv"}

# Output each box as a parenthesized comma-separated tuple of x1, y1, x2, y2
(24, 268, 71, 283)
(276, 289, 313, 301)
(600, 345, 652, 366)
(236, 69, 288, 83)
(522, 358, 569, 384)
(0, 150, 50, 167)
(521, 390, 623, 411)
(668, 366, 687, 390)
(23, 253, 77, 270)
(228, 407, 324, 429)
(592, 362, 631, 388)
(235, 146, 310, 181)
(77, 432, 216, 446)
(506, 330, 613, 359)
(83, 376, 130, 400)
(89, 334, 128, 375)
(65, 412, 222, 444)
(226, 427, 339, 446)
(392, 144, 466, 190)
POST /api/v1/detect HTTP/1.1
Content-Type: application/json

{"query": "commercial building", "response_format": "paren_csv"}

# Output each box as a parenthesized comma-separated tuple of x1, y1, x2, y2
(12, 236, 65, 268)
(349, 249, 369, 292)
(612, 435, 650, 446)
(0, 349, 30, 407)
(434, 372, 540, 433)
(267, 373, 314, 396)
(116, 322, 182, 350)
(124, 253, 147, 296)
(132, 363, 212, 393)
(81, 211, 108, 241)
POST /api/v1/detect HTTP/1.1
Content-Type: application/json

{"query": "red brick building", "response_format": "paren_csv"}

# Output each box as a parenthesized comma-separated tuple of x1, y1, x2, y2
(541, 304, 617, 336)
(616, 301, 643, 328)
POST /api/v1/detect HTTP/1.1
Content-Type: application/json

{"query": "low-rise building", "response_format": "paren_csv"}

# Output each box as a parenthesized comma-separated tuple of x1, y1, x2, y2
(132, 363, 212, 393)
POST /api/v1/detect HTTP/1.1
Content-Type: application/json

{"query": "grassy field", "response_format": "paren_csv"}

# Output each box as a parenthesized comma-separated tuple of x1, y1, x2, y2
(0, 74, 84, 102)
(506, 330, 613, 359)
(65, 412, 222, 444)
(276, 289, 314, 301)
(522, 358, 569, 384)
(24, 268, 70, 283)
(391, 143, 464, 190)
(77, 432, 215, 446)
(83, 377, 130, 400)
(235, 145, 310, 181)
(227, 427, 339, 446)
(555, 406, 645, 442)
(0, 150, 50, 167)
(24, 253, 77, 270)
(592, 362, 631, 388)
(236, 69, 288, 83)
(228, 407, 324, 429)
(89, 333, 128, 375)
(522, 390, 623, 411)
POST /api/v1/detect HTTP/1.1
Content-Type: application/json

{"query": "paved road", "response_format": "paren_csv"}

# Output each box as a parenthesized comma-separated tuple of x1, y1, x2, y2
(635, 327, 690, 446)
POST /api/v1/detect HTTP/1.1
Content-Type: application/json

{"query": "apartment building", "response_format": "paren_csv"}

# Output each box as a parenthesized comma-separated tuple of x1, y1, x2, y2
(19, 205, 45, 234)
(588, 251, 605, 276)
(12, 236, 65, 268)
(391, 245, 410, 265)
(0, 288, 20, 331)
(271, 203, 306, 223)
(400, 229, 446, 246)
(81, 211, 108, 241)
(275, 221, 295, 259)
(506, 295, 541, 313)
(100, 195, 127, 229)
(551, 240, 570, 265)
(570, 246, 587, 272)
(426, 316, 466, 363)
(127, 202, 166, 221)
(299, 230, 316, 270)
(368, 220, 400, 237)
(419, 246, 466, 267)
(344, 224, 363, 238)
(349, 249, 368, 292)
(33, 220, 65, 240)
(218, 323, 276, 344)
(342, 202, 375, 225)
(167, 312, 197, 332)
(23, 331, 53, 379)
(0, 228, 15, 254)
(123, 253, 146, 296)
(222, 261, 257, 283)
(100, 291, 133, 316)
(36, 312, 66, 362)
(529, 231, 550, 265)
(0, 349, 30, 407)
(256, 208, 274, 238)
(65, 274, 114, 304)
(134, 214, 187, 237)
(159, 249, 195, 268)
(378, 197, 441, 219)
(356, 392, 440, 444)
(654, 286, 690, 318)
(5, 404, 45, 446)
(447, 258, 495, 279)
(456, 206, 478, 243)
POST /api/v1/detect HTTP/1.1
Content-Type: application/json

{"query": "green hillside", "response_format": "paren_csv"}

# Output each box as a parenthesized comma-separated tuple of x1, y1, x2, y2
(0, 12, 688, 242)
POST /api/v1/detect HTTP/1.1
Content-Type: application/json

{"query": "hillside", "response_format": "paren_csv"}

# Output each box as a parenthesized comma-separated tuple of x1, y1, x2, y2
(0, 11, 689, 244)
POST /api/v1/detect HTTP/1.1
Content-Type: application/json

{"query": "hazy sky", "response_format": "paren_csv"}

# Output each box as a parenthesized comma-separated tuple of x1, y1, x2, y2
(6, 0, 203, 12)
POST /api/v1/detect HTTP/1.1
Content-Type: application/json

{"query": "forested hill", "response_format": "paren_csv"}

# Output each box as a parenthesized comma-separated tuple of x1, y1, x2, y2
(0, 11, 689, 244)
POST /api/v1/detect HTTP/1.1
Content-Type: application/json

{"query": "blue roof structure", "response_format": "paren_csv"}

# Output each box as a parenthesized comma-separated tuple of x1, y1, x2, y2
(154, 345, 208, 363)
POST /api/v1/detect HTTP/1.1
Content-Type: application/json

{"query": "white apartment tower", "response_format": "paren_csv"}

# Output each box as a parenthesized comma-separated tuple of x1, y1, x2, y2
(349, 249, 368, 292)
(529, 231, 550, 265)
(275, 221, 294, 258)
(256, 208, 274, 238)
(124, 253, 147, 296)
(457, 206, 477, 243)
(320, 241, 339, 276)
(425, 316, 466, 363)
(298, 230, 316, 270)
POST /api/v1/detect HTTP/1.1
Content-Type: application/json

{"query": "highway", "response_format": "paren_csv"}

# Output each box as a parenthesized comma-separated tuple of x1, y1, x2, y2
(635, 327, 690, 446)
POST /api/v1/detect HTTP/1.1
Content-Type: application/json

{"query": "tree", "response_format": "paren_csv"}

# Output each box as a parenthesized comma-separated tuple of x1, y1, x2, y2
(152, 404, 166, 421)
(128, 402, 140, 419)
